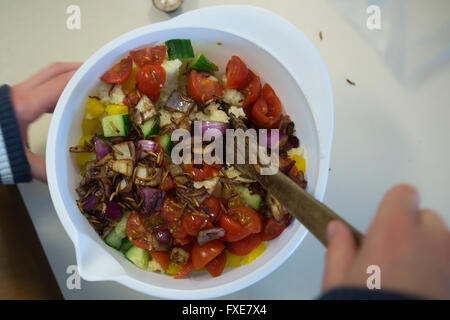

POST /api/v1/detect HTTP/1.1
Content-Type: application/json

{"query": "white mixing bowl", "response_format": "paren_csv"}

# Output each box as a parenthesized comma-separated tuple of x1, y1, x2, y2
(46, 5, 333, 299)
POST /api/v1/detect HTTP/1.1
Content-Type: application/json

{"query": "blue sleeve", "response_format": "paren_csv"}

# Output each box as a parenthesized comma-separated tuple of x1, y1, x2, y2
(0, 85, 32, 184)
(318, 287, 421, 300)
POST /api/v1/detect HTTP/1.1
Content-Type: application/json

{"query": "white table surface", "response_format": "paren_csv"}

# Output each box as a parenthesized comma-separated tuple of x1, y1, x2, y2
(1, 0, 449, 300)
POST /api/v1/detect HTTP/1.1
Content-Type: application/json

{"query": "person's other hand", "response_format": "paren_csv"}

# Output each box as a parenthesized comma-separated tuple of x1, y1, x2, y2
(322, 184, 450, 299)
(10, 62, 82, 182)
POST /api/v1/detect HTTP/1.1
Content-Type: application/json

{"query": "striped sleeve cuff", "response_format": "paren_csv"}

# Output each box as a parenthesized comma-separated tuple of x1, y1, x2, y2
(0, 85, 32, 184)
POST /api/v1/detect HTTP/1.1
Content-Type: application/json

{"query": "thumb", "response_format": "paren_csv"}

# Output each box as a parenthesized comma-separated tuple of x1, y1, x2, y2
(322, 220, 357, 292)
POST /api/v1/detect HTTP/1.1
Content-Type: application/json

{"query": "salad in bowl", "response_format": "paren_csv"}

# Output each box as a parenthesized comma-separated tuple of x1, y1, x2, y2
(69, 39, 308, 279)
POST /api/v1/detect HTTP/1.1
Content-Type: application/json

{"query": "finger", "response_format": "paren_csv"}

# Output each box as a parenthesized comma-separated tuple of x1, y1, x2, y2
(368, 184, 420, 233)
(13, 62, 82, 93)
(419, 209, 448, 234)
(14, 70, 77, 124)
(322, 220, 358, 292)
(25, 149, 47, 183)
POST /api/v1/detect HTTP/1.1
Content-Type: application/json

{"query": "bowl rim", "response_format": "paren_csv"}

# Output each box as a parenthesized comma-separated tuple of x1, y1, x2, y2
(46, 5, 333, 299)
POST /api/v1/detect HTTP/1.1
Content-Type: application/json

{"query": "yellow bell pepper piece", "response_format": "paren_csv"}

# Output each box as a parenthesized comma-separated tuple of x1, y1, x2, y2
(291, 154, 306, 174)
(76, 135, 95, 175)
(121, 66, 139, 92)
(85, 97, 105, 119)
(78, 135, 93, 146)
(81, 118, 99, 136)
(75, 152, 95, 167)
(241, 241, 267, 265)
(166, 261, 183, 275)
(106, 104, 129, 115)
(225, 250, 244, 268)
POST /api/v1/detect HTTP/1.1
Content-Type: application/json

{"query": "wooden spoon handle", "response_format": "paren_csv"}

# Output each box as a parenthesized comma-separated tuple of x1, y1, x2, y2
(264, 172, 363, 247)
(229, 116, 363, 247)
(237, 164, 364, 247)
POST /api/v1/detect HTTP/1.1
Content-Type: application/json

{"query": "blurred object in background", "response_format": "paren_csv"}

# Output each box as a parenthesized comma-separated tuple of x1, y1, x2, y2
(153, 0, 184, 13)
(330, 0, 450, 87)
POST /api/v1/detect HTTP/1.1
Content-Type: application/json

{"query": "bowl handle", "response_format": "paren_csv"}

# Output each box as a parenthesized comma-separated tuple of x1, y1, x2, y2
(75, 232, 126, 281)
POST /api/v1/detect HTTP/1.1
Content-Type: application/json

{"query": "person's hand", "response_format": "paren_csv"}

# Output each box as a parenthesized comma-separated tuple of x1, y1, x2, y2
(10, 62, 82, 182)
(322, 184, 450, 299)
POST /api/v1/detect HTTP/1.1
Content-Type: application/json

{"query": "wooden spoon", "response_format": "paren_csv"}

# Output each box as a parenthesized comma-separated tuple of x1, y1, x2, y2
(229, 116, 364, 247)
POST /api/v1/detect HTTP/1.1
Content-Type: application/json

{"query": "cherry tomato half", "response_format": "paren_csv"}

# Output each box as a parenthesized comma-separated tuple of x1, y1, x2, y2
(262, 83, 282, 115)
(191, 240, 225, 270)
(227, 206, 262, 235)
(205, 250, 226, 277)
(251, 83, 282, 129)
(130, 45, 166, 68)
(219, 214, 250, 243)
(100, 56, 132, 84)
(228, 233, 263, 256)
(187, 70, 223, 104)
(219, 206, 261, 242)
(136, 64, 166, 102)
(161, 195, 184, 222)
(261, 218, 286, 241)
(161, 175, 176, 192)
(226, 56, 249, 89)
(126, 210, 151, 249)
(181, 212, 209, 237)
(150, 251, 170, 270)
(170, 221, 188, 238)
(123, 88, 141, 107)
(201, 195, 222, 223)
(242, 70, 261, 110)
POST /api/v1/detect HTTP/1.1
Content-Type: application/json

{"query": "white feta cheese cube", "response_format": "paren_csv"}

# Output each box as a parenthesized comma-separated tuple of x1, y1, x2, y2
(159, 59, 183, 105)
(222, 89, 244, 107)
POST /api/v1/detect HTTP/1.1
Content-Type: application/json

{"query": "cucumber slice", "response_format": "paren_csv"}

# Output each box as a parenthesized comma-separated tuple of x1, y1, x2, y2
(140, 116, 160, 138)
(125, 245, 150, 270)
(159, 133, 173, 154)
(105, 211, 130, 249)
(165, 39, 194, 60)
(120, 237, 133, 253)
(113, 211, 130, 239)
(105, 231, 124, 250)
(189, 53, 218, 73)
(237, 186, 262, 211)
(101, 114, 130, 137)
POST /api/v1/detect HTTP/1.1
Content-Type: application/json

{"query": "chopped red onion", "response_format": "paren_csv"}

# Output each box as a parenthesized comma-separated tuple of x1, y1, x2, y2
(283, 135, 299, 152)
(197, 228, 225, 246)
(259, 130, 287, 149)
(83, 195, 97, 212)
(279, 118, 294, 135)
(165, 91, 194, 113)
(201, 121, 229, 136)
(140, 187, 166, 216)
(93, 137, 112, 160)
(136, 140, 157, 160)
(155, 229, 172, 244)
(103, 201, 122, 221)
